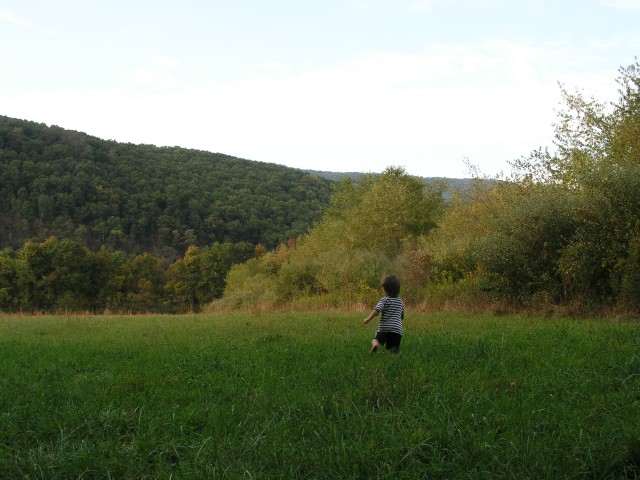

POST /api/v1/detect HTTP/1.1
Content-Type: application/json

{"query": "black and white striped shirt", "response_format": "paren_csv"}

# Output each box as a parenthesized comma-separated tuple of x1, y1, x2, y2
(374, 296, 404, 335)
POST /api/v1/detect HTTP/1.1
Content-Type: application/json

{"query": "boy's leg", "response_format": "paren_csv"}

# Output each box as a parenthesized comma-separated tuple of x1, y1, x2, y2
(384, 333, 402, 353)
(370, 338, 380, 354)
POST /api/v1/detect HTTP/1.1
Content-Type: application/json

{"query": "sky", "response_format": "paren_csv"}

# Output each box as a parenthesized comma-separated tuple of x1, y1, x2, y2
(1, 1, 639, 178)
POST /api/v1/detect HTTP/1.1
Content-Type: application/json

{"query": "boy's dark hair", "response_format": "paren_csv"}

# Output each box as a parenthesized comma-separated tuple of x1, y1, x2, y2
(381, 274, 401, 297)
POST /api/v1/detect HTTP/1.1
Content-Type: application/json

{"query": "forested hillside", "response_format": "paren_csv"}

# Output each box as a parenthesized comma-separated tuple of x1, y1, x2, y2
(0, 116, 334, 258)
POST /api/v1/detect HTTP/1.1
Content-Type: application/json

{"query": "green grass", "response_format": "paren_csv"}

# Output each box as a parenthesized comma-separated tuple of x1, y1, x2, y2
(0, 312, 639, 479)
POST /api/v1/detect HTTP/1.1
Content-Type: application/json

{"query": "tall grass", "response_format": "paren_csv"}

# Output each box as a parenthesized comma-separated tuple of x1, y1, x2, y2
(0, 313, 638, 479)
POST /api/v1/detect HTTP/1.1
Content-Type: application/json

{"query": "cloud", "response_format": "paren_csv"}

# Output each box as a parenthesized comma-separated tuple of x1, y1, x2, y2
(0, 10, 34, 27)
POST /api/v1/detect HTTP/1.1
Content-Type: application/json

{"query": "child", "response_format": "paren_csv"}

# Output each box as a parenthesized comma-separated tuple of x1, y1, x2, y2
(363, 274, 404, 354)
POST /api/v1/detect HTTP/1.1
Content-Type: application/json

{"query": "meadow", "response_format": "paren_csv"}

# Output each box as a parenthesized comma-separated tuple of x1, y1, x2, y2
(0, 312, 638, 479)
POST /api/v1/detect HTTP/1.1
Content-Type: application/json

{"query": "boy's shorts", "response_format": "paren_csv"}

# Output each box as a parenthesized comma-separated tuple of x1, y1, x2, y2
(374, 331, 402, 353)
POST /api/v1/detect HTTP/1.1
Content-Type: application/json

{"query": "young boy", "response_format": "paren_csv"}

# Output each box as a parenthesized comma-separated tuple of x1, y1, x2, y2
(363, 274, 404, 354)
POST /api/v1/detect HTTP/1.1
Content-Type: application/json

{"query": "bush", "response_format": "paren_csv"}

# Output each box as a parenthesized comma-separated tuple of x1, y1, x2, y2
(214, 167, 444, 310)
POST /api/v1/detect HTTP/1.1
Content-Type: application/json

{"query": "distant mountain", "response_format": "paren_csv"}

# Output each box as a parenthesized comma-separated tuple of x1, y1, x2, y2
(303, 169, 478, 200)
(302, 170, 367, 182)
(0, 116, 335, 258)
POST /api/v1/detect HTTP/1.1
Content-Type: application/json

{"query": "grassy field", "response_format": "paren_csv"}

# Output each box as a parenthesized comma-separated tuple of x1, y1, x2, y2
(0, 312, 639, 479)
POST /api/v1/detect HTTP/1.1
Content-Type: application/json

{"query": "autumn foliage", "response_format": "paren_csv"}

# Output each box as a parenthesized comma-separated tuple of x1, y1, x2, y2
(217, 61, 640, 316)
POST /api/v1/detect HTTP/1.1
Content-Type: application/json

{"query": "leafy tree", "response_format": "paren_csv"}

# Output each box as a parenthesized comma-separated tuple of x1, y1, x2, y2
(166, 245, 203, 310)
(13, 237, 96, 311)
(219, 167, 445, 308)
(543, 61, 640, 307)
(472, 184, 579, 301)
(167, 242, 254, 311)
(120, 253, 167, 312)
(425, 60, 640, 311)
(0, 249, 18, 310)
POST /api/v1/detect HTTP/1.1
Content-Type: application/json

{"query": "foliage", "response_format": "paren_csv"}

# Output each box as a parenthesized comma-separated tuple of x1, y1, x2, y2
(418, 60, 640, 313)
(472, 183, 580, 301)
(166, 242, 254, 310)
(0, 116, 335, 258)
(217, 167, 445, 309)
(14, 237, 99, 311)
(0, 249, 18, 310)
(0, 237, 254, 313)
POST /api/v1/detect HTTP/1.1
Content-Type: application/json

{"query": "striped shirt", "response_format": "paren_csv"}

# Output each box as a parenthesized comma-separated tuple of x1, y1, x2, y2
(374, 296, 404, 335)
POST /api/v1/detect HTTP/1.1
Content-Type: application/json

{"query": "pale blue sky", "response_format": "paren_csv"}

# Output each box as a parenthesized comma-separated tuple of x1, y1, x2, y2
(1, 0, 639, 177)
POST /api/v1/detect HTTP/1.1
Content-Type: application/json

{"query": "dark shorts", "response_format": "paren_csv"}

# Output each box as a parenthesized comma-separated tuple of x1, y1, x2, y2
(374, 331, 402, 353)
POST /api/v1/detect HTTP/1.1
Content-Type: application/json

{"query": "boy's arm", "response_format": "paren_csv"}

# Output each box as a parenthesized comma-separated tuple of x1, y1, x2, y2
(363, 309, 379, 324)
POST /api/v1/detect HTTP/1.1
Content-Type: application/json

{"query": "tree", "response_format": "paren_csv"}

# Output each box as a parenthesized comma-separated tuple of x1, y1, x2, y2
(13, 237, 96, 311)
(219, 167, 445, 308)
(434, 60, 640, 309)
(167, 242, 255, 311)
(0, 249, 18, 310)
(120, 253, 167, 312)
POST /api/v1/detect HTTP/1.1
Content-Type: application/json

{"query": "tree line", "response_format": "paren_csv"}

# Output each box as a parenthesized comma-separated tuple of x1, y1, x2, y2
(216, 61, 640, 316)
(0, 236, 255, 313)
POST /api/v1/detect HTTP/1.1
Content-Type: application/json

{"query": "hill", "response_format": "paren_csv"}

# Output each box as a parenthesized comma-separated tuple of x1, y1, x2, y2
(0, 116, 335, 258)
